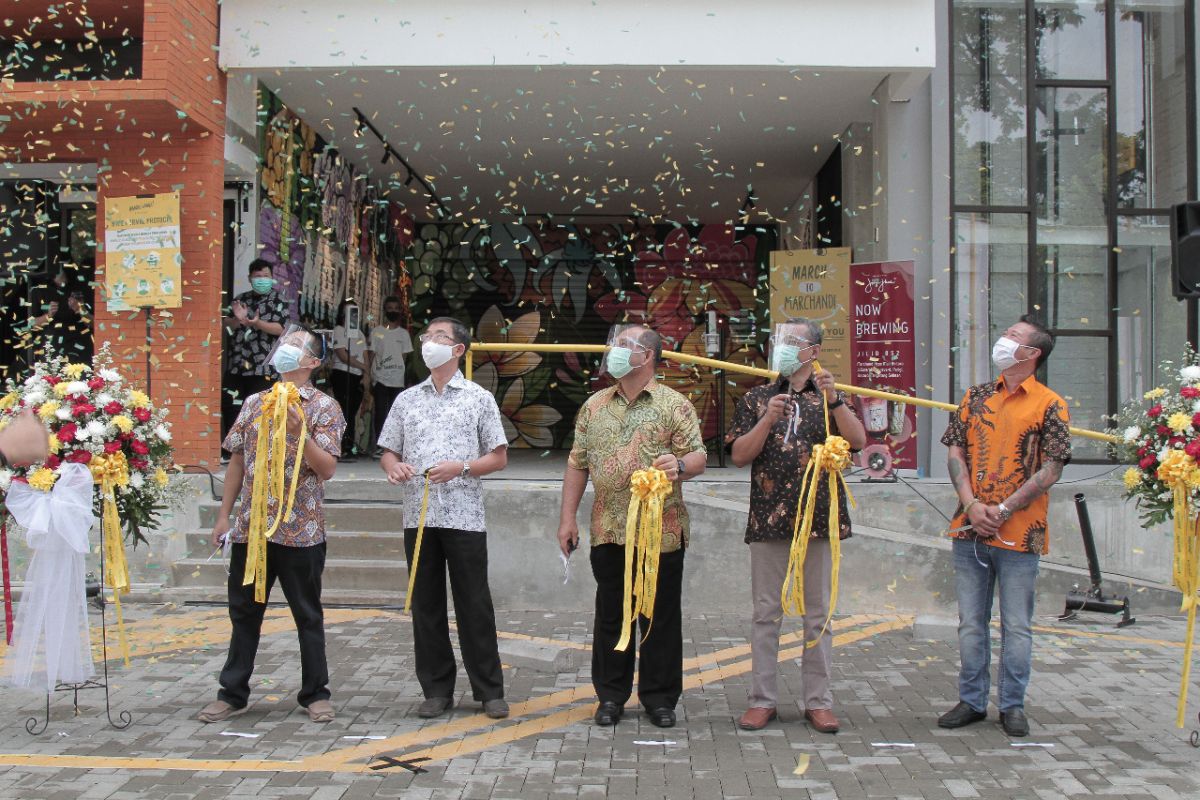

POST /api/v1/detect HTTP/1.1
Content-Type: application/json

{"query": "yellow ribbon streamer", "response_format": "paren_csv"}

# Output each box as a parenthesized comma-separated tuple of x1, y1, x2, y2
(89, 453, 131, 666)
(403, 471, 432, 615)
(615, 467, 672, 652)
(243, 382, 308, 604)
(781, 361, 855, 648)
(1158, 449, 1200, 727)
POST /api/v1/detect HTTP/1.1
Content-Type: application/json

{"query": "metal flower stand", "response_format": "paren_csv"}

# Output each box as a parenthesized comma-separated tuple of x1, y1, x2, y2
(25, 537, 132, 735)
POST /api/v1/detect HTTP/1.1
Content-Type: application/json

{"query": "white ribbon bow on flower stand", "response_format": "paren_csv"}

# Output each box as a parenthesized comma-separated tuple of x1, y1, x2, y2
(2, 463, 97, 692)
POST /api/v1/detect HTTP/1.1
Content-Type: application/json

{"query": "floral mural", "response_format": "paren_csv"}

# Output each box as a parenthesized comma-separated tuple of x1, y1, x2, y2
(405, 221, 776, 449)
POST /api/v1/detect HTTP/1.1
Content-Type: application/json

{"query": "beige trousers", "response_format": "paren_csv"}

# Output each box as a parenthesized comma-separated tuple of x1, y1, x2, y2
(747, 538, 833, 711)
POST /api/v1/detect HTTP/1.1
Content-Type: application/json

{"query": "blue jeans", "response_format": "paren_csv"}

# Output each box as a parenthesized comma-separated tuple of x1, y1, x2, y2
(952, 538, 1040, 713)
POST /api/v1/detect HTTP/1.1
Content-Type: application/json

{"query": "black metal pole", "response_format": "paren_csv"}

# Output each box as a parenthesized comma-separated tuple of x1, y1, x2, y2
(1073, 493, 1104, 593)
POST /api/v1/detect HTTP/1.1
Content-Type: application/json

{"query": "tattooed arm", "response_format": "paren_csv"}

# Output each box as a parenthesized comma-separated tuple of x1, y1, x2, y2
(948, 444, 999, 537)
(999, 459, 1066, 515)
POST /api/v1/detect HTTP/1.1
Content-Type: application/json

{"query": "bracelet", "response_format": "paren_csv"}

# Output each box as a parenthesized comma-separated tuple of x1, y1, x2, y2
(828, 399, 845, 410)
(963, 498, 981, 514)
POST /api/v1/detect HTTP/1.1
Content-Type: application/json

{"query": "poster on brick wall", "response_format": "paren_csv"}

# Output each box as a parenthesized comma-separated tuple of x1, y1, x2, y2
(768, 247, 852, 376)
(850, 260, 917, 476)
(102, 192, 182, 311)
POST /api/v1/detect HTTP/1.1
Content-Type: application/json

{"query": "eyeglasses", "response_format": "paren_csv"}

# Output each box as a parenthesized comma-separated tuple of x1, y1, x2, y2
(419, 331, 457, 345)
(768, 334, 815, 349)
(612, 338, 650, 353)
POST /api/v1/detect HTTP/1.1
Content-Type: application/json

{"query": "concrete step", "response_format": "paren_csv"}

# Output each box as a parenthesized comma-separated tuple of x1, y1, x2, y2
(198, 502, 406, 533)
(170, 557, 407, 593)
(161, 586, 406, 607)
(182, 531, 408, 561)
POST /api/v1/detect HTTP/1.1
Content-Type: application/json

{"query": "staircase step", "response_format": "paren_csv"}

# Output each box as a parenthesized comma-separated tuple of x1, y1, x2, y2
(198, 502, 406, 532)
(161, 586, 406, 607)
(170, 557, 407, 592)
(182, 530, 408, 561)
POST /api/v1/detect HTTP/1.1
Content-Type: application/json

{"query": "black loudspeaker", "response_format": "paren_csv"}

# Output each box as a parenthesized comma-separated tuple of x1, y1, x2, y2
(1171, 201, 1200, 299)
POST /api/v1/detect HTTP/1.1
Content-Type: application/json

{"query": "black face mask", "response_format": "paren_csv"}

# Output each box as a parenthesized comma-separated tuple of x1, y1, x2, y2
(385, 310, 402, 322)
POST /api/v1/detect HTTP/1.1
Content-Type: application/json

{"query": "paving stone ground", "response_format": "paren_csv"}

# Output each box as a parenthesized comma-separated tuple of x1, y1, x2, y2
(0, 602, 1196, 799)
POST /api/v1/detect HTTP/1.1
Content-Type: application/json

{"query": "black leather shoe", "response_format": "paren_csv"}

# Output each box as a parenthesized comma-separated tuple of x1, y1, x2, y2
(594, 701, 623, 726)
(999, 708, 1029, 737)
(417, 696, 452, 719)
(647, 707, 676, 728)
(937, 701, 987, 729)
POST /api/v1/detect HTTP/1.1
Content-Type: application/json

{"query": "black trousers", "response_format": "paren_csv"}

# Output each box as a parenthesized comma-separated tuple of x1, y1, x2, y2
(590, 543, 685, 711)
(372, 382, 404, 445)
(218, 541, 330, 709)
(404, 526, 504, 702)
(331, 369, 364, 456)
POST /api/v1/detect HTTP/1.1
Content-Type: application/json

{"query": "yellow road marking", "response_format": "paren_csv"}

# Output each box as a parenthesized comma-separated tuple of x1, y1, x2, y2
(0, 615, 910, 774)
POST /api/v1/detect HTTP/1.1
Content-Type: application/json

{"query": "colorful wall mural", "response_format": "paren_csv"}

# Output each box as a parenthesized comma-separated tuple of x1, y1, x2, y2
(405, 221, 777, 449)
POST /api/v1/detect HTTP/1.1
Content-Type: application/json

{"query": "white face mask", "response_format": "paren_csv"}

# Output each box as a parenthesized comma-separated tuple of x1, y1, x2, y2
(991, 336, 1028, 371)
(421, 340, 456, 370)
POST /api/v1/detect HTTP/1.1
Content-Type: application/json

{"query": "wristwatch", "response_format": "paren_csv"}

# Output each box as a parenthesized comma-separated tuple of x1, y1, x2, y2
(676, 458, 686, 481)
(998, 502, 1013, 521)
(461, 461, 472, 478)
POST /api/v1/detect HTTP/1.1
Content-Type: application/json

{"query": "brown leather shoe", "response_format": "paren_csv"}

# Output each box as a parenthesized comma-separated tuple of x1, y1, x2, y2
(804, 708, 840, 733)
(737, 707, 777, 731)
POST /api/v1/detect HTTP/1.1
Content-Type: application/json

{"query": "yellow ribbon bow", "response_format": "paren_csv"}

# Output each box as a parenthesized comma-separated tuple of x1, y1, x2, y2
(781, 361, 855, 647)
(89, 452, 132, 665)
(1156, 449, 1200, 727)
(243, 382, 308, 604)
(615, 466, 673, 652)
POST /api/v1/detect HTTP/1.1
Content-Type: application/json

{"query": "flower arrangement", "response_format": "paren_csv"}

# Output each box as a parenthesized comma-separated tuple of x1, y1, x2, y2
(0, 344, 177, 545)
(1109, 352, 1200, 527)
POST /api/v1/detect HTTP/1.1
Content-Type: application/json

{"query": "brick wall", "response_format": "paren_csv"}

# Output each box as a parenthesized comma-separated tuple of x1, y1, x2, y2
(0, 0, 228, 467)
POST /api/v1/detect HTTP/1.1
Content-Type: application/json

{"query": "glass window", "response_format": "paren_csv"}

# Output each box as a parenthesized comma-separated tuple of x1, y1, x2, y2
(1045, 335, 1109, 459)
(1115, 215, 1186, 403)
(1034, 1, 1108, 80)
(953, 1, 1028, 206)
(1115, 1, 1189, 209)
(1035, 86, 1108, 227)
(954, 212, 1029, 395)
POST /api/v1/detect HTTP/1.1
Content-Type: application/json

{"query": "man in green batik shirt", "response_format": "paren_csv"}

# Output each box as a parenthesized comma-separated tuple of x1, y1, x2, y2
(556, 323, 707, 730)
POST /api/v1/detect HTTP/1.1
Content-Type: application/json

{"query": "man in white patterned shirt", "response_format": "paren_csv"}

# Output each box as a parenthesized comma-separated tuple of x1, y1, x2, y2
(377, 317, 510, 720)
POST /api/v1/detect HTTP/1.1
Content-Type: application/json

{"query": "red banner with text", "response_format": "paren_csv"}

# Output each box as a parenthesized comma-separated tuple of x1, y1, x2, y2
(850, 260, 917, 477)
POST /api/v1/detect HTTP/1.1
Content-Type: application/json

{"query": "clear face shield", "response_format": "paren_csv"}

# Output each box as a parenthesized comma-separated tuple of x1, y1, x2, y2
(266, 324, 328, 376)
(601, 323, 654, 379)
(769, 322, 819, 377)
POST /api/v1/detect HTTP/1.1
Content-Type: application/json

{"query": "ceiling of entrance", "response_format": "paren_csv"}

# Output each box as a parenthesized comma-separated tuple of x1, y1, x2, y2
(258, 65, 887, 224)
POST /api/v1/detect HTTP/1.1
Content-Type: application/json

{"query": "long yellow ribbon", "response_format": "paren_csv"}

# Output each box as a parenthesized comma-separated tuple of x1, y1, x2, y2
(1154, 450, 1200, 727)
(88, 452, 132, 666)
(781, 361, 855, 649)
(615, 467, 672, 652)
(243, 382, 308, 604)
(403, 472, 432, 615)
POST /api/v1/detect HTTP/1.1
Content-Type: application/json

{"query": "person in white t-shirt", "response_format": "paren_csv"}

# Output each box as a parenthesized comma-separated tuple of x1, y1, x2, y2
(365, 295, 414, 454)
(330, 299, 369, 460)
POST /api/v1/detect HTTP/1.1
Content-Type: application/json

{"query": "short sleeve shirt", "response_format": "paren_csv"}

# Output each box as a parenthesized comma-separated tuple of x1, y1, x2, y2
(377, 371, 509, 532)
(726, 378, 858, 543)
(331, 325, 368, 376)
(941, 375, 1072, 555)
(227, 289, 287, 376)
(222, 385, 346, 547)
(567, 381, 706, 553)
(368, 325, 414, 388)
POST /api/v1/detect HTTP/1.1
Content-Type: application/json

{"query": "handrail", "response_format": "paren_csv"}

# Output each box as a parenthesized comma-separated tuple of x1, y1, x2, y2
(465, 342, 1118, 444)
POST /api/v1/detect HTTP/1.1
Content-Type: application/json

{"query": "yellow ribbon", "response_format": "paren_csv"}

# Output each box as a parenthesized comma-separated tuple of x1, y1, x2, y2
(1158, 449, 1200, 727)
(243, 382, 308, 604)
(403, 471, 432, 615)
(781, 361, 855, 648)
(89, 453, 131, 666)
(615, 467, 672, 652)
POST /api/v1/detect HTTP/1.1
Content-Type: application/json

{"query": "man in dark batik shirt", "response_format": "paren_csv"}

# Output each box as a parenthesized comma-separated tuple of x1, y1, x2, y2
(223, 258, 287, 447)
(727, 317, 866, 734)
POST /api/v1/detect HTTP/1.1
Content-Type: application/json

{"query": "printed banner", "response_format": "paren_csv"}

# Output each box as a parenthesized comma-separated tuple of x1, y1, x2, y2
(768, 247, 852, 376)
(103, 192, 182, 311)
(849, 260, 917, 474)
